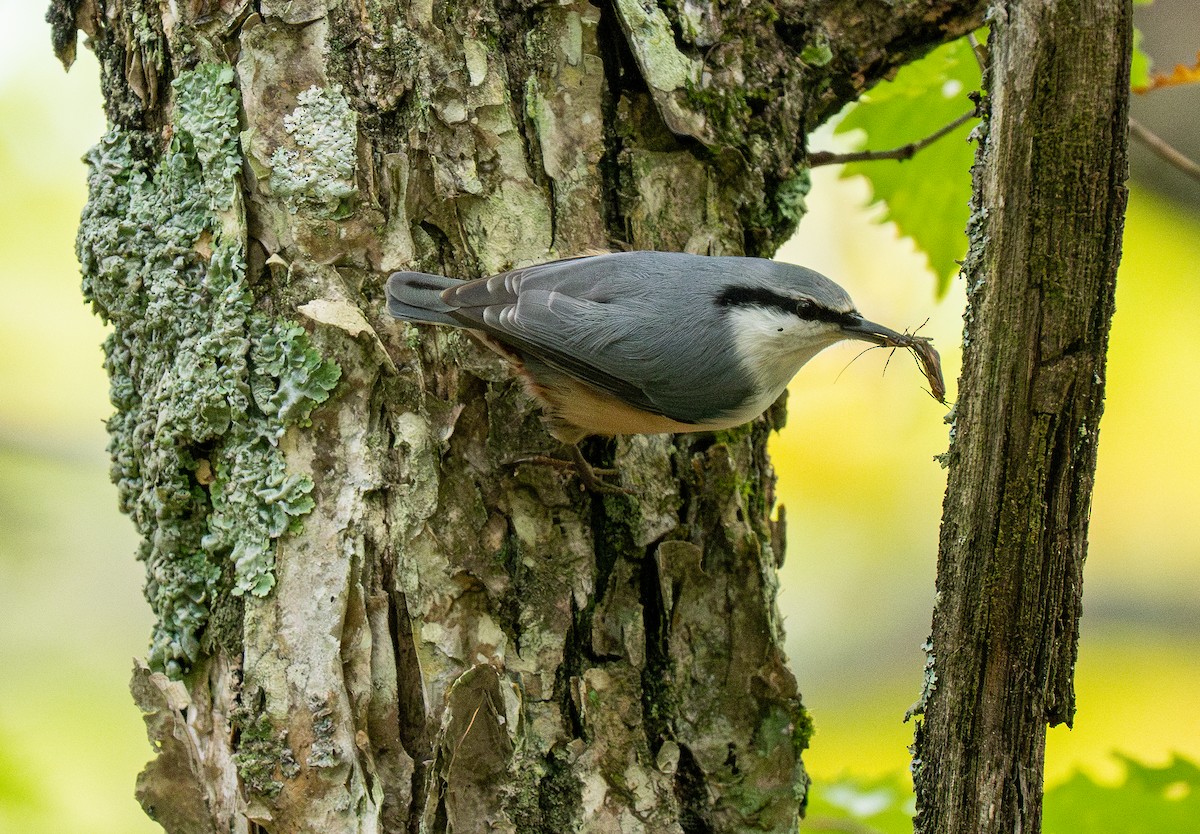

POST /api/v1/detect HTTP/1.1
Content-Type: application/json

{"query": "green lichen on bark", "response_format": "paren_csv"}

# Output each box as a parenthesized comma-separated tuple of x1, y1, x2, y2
(231, 705, 299, 798)
(269, 84, 359, 216)
(77, 63, 340, 677)
(506, 748, 583, 834)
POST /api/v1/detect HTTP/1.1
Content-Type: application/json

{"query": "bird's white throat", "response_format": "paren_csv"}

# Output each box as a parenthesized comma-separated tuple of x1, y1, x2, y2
(725, 305, 846, 417)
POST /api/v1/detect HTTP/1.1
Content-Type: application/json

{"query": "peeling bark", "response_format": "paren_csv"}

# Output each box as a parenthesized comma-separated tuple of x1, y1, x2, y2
(911, 1, 1131, 833)
(52, 0, 983, 830)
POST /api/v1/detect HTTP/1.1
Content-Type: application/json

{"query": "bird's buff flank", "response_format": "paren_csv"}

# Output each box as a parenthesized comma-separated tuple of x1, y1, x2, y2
(386, 251, 944, 490)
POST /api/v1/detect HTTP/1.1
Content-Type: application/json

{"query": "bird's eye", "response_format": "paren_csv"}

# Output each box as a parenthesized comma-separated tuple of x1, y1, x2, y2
(776, 327, 784, 333)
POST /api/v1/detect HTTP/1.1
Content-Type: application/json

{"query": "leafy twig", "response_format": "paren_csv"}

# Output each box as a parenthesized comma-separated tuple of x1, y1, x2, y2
(1129, 117, 1200, 184)
(1132, 51, 1200, 93)
(809, 108, 977, 167)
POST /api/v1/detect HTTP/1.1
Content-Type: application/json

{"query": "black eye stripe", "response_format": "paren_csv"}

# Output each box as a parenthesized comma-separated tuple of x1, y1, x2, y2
(715, 286, 859, 327)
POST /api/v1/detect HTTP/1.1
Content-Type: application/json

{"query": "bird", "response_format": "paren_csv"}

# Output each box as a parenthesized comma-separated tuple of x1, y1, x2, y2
(386, 250, 942, 490)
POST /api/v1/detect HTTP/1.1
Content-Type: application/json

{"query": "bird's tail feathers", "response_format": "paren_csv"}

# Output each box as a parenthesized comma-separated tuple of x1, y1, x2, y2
(387, 272, 460, 325)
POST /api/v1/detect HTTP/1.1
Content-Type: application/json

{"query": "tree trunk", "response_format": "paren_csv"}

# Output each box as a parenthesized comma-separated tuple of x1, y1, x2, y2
(49, 0, 982, 831)
(911, 1, 1130, 833)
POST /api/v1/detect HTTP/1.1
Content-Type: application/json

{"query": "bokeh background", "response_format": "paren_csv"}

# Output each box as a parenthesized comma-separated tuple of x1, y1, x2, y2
(1, 1, 1196, 831)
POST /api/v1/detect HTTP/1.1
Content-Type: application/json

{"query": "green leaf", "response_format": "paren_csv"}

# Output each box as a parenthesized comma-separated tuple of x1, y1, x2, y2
(1043, 755, 1200, 834)
(833, 36, 982, 296)
(1131, 27, 1152, 90)
(803, 774, 914, 834)
(800, 755, 1200, 834)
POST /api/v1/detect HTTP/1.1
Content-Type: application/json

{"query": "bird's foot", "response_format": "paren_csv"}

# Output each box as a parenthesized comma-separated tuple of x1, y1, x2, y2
(507, 446, 633, 495)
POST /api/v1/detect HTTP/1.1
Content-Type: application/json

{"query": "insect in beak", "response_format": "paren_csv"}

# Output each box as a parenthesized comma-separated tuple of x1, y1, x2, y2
(841, 316, 947, 404)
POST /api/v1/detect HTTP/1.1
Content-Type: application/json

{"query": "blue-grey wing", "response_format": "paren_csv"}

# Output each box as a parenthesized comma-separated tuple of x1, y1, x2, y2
(442, 253, 753, 423)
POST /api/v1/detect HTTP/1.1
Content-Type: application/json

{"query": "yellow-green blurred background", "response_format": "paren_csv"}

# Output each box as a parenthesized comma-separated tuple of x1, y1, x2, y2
(0, 1, 1196, 831)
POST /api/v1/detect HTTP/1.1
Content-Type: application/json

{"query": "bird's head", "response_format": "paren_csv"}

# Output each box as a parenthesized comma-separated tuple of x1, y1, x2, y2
(714, 262, 936, 402)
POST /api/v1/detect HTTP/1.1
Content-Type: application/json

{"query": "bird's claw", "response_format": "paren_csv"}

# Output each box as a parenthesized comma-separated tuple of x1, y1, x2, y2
(506, 448, 634, 495)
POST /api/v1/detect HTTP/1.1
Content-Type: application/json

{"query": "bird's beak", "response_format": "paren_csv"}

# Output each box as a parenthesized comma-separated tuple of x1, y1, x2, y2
(839, 315, 910, 348)
(840, 314, 949, 404)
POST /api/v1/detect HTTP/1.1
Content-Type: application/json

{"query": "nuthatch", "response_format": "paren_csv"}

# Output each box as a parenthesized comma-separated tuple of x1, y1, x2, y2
(387, 251, 943, 489)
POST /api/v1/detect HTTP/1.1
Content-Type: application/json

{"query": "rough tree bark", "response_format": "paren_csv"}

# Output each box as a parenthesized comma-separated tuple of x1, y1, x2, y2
(911, 1, 1130, 833)
(48, 0, 983, 831)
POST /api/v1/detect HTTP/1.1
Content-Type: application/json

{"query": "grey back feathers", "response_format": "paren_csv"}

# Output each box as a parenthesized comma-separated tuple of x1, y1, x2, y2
(385, 251, 857, 425)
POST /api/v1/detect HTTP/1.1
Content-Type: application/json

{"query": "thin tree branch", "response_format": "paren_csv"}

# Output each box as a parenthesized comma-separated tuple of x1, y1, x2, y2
(966, 32, 987, 73)
(1129, 117, 1200, 183)
(809, 108, 978, 167)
